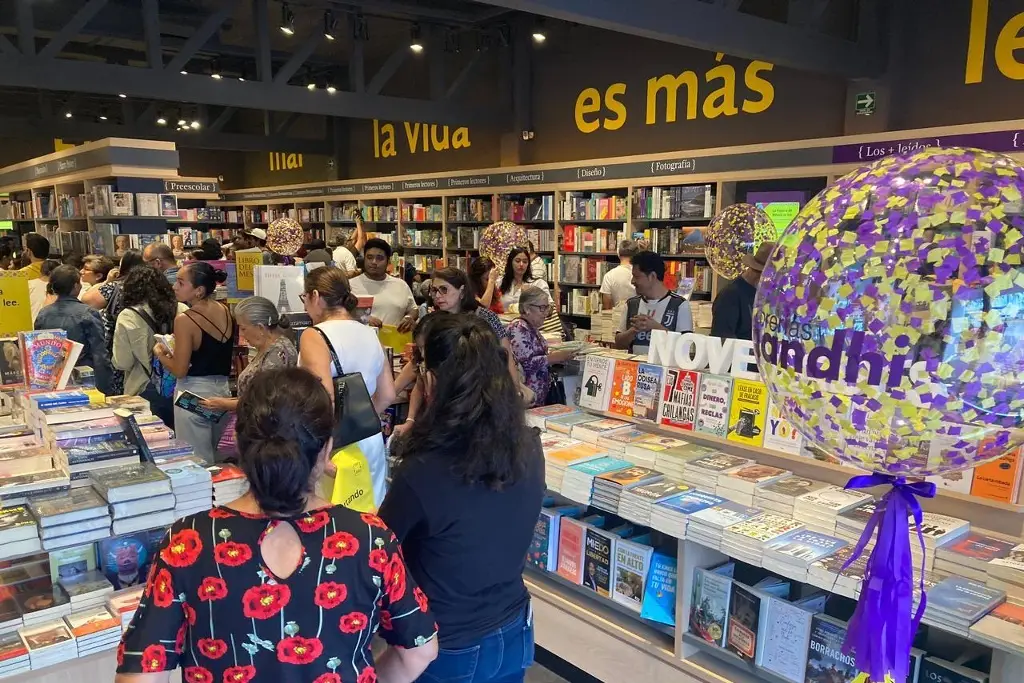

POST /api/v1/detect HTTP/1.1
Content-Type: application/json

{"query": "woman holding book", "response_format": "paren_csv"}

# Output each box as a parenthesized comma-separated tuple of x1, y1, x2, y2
(153, 261, 234, 463)
(115, 367, 438, 683)
(508, 286, 577, 408)
(380, 314, 544, 683)
(111, 265, 187, 426)
(82, 249, 145, 395)
(200, 296, 298, 454)
(498, 247, 551, 312)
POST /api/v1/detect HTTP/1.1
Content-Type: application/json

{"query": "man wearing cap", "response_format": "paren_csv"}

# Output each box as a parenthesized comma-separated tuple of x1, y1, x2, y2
(241, 228, 274, 264)
(711, 241, 776, 341)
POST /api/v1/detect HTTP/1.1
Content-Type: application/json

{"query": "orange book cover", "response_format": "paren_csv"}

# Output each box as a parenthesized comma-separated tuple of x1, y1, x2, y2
(556, 518, 586, 584)
(971, 447, 1022, 503)
(608, 360, 639, 418)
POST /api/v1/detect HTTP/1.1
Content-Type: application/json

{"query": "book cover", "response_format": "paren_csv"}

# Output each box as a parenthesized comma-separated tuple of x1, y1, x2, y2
(110, 193, 134, 216)
(0, 632, 27, 662)
(632, 363, 664, 422)
(597, 466, 660, 488)
(969, 601, 1024, 653)
(804, 615, 858, 683)
(918, 657, 989, 683)
(970, 448, 1022, 504)
(18, 330, 68, 390)
(726, 514, 804, 544)
(578, 355, 615, 412)
(612, 537, 654, 611)
(764, 529, 849, 565)
(529, 506, 585, 572)
(115, 408, 154, 462)
(689, 567, 732, 647)
(608, 360, 640, 418)
(89, 462, 170, 501)
(687, 452, 753, 475)
(159, 194, 178, 217)
(762, 397, 805, 455)
(583, 527, 615, 597)
(660, 368, 701, 431)
(96, 532, 158, 589)
(29, 487, 106, 524)
(64, 605, 119, 637)
(726, 378, 768, 447)
(640, 550, 677, 626)
(795, 485, 871, 513)
(48, 544, 97, 584)
(727, 583, 765, 662)
(696, 373, 733, 438)
(0, 338, 24, 387)
(629, 480, 689, 503)
(18, 621, 73, 652)
(758, 476, 829, 503)
(690, 502, 762, 530)
(656, 489, 727, 515)
(17, 584, 69, 617)
(555, 518, 587, 584)
(939, 532, 1016, 564)
(927, 577, 1005, 621)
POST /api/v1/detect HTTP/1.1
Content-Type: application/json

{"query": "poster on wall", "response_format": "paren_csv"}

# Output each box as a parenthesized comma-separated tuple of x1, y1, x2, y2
(746, 191, 805, 240)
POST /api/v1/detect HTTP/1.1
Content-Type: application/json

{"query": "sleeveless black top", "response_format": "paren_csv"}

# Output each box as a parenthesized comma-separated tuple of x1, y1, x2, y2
(186, 305, 234, 377)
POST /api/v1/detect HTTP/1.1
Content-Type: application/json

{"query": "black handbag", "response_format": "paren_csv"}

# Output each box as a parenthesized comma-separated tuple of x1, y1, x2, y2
(310, 327, 382, 447)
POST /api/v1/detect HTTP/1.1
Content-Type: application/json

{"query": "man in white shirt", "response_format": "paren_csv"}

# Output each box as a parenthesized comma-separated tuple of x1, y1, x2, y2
(528, 241, 547, 282)
(349, 238, 418, 332)
(599, 239, 639, 310)
(332, 212, 366, 276)
(614, 250, 693, 356)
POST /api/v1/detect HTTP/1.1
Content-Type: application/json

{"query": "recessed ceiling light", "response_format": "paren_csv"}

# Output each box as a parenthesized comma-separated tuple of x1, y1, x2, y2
(180, 70, 187, 75)
(211, 73, 222, 80)
(190, 120, 201, 129)
(178, 118, 187, 127)
(64, 111, 72, 119)
(238, 76, 245, 81)
(99, 114, 108, 120)
(410, 24, 423, 53)
(531, 32, 546, 43)
(326, 85, 337, 94)
(306, 82, 316, 91)
(280, 3, 295, 35)
(156, 116, 167, 125)
(118, 93, 127, 98)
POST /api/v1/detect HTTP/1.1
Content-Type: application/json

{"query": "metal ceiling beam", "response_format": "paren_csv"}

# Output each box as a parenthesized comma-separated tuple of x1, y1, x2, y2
(164, 8, 231, 74)
(0, 56, 501, 125)
(273, 33, 325, 85)
(335, 0, 496, 25)
(367, 47, 410, 96)
(16, 0, 34, 56)
(142, 0, 162, 68)
(446, 52, 482, 100)
(38, 0, 108, 60)
(209, 106, 236, 133)
(0, 35, 17, 57)
(469, 0, 882, 77)
(253, 0, 272, 82)
(275, 112, 301, 136)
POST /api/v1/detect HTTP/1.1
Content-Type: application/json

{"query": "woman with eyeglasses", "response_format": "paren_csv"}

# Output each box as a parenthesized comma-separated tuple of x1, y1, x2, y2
(508, 286, 577, 407)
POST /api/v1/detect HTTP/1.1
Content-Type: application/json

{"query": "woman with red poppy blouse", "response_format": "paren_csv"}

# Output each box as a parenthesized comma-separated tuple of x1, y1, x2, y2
(114, 367, 438, 683)
(379, 315, 545, 683)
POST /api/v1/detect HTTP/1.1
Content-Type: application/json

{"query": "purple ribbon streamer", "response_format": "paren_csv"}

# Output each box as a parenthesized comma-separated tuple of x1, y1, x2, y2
(839, 473, 936, 683)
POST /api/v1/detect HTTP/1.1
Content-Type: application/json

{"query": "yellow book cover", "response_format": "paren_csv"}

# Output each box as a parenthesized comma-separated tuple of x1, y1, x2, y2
(0, 271, 32, 336)
(378, 325, 413, 352)
(726, 379, 768, 447)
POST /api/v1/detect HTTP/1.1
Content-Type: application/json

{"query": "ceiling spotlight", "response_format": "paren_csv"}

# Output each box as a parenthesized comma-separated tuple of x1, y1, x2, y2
(280, 2, 295, 35)
(211, 72, 222, 80)
(326, 85, 336, 94)
(306, 82, 316, 91)
(156, 116, 167, 125)
(98, 114, 108, 121)
(64, 111, 72, 119)
(178, 118, 187, 127)
(117, 93, 127, 99)
(532, 18, 546, 44)
(324, 10, 337, 40)
(190, 120, 201, 130)
(409, 24, 424, 53)
(180, 69, 187, 75)
(238, 76, 245, 81)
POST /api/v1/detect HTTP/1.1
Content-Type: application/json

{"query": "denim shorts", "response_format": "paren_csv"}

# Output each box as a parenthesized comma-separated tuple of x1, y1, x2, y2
(418, 602, 535, 683)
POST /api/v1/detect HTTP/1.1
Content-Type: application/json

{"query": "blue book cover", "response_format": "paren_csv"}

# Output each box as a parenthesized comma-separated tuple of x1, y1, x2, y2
(764, 529, 849, 565)
(98, 528, 167, 590)
(927, 576, 1005, 621)
(657, 490, 727, 515)
(529, 505, 587, 572)
(30, 391, 90, 408)
(569, 456, 632, 476)
(640, 550, 677, 626)
(547, 412, 602, 430)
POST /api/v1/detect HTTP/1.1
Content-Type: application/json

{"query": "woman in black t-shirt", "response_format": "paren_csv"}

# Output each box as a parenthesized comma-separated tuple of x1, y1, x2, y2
(379, 314, 545, 683)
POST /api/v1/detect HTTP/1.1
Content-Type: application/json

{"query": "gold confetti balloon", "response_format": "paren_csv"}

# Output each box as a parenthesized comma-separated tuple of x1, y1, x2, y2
(754, 147, 1024, 477)
(480, 221, 529, 279)
(266, 217, 304, 256)
(705, 203, 776, 279)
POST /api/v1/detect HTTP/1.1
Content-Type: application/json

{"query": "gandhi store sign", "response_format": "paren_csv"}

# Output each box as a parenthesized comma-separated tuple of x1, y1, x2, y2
(371, 119, 472, 159)
(966, 0, 1024, 83)
(574, 53, 775, 134)
(647, 330, 760, 381)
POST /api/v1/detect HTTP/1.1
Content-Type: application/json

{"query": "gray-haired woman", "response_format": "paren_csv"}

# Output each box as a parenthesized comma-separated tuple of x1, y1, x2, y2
(200, 296, 298, 454)
(508, 286, 576, 407)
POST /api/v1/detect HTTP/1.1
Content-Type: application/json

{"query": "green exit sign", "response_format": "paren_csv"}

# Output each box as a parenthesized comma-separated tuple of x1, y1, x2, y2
(855, 91, 876, 116)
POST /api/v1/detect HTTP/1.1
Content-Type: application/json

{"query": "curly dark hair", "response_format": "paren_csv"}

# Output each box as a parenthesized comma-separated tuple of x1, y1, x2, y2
(499, 247, 536, 296)
(393, 313, 529, 490)
(121, 265, 179, 331)
(236, 367, 334, 516)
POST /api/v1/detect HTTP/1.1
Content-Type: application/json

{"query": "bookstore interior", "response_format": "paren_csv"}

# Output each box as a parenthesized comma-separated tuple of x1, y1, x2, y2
(3, 105, 1024, 683)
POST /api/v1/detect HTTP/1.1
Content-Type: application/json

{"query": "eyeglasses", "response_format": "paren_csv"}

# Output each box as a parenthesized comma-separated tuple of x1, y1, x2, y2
(298, 292, 309, 303)
(428, 285, 454, 298)
(528, 304, 552, 314)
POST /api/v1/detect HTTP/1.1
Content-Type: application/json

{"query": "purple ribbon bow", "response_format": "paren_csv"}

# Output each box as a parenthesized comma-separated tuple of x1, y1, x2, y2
(839, 473, 936, 683)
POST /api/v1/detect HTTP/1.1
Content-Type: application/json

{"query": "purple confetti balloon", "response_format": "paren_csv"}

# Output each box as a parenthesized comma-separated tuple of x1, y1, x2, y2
(754, 147, 1024, 477)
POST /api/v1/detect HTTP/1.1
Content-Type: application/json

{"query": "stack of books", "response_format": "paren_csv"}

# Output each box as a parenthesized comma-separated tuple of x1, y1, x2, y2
(59, 571, 114, 613)
(90, 463, 174, 535)
(28, 488, 110, 551)
(969, 600, 1024, 655)
(525, 405, 579, 430)
(0, 633, 29, 678)
(64, 606, 121, 656)
(18, 585, 70, 629)
(209, 464, 249, 505)
(680, 453, 752, 490)
(546, 412, 602, 436)
(571, 418, 633, 445)
(0, 468, 71, 508)
(834, 500, 890, 549)
(793, 485, 872, 535)
(106, 586, 144, 631)
(762, 529, 848, 582)
(46, 413, 171, 453)
(0, 597, 20, 636)
(156, 458, 213, 519)
(18, 621, 76, 671)
(617, 480, 689, 526)
(923, 576, 1006, 636)
(649, 490, 725, 539)
(560, 456, 631, 504)
(0, 443, 52, 478)
(597, 427, 655, 457)
(914, 512, 972, 572)
(933, 532, 1018, 583)
(716, 465, 791, 506)
(807, 546, 867, 599)
(60, 439, 140, 488)
(654, 442, 719, 480)
(687, 502, 762, 551)
(0, 506, 41, 560)
(753, 477, 829, 517)
(986, 544, 1024, 599)
(542, 440, 603, 493)
(721, 513, 804, 566)
(149, 439, 195, 462)
(592, 467, 662, 514)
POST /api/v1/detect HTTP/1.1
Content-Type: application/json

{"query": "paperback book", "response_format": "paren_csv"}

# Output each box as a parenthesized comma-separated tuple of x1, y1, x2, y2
(639, 550, 677, 626)
(583, 526, 622, 597)
(632, 363, 664, 422)
(578, 355, 615, 412)
(725, 577, 790, 663)
(89, 462, 171, 503)
(762, 397, 805, 455)
(608, 360, 639, 418)
(660, 368, 701, 431)
(17, 331, 68, 390)
(611, 537, 654, 612)
(726, 378, 768, 447)
(696, 373, 733, 438)
(529, 505, 586, 572)
(688, 562, 735, 647)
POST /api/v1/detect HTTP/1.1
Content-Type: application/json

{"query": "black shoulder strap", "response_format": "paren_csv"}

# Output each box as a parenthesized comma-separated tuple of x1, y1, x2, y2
(130, 306, 166, 335)
(310, 326, 345, 376)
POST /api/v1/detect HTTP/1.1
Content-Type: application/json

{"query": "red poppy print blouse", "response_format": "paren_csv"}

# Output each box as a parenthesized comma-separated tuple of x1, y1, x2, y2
(117, 506, 437, 683)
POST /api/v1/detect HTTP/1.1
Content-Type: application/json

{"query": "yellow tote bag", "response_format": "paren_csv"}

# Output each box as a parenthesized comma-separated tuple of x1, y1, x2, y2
(329, 442, 377, 512)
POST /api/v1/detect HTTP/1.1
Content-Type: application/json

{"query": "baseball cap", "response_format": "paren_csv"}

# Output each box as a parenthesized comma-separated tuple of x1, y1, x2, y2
(247, 227, 267, 241)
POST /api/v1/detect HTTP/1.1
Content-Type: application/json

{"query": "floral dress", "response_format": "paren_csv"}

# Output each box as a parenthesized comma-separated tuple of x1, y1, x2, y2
(508, 318, 549, 408)
(116, 506, 437, 683)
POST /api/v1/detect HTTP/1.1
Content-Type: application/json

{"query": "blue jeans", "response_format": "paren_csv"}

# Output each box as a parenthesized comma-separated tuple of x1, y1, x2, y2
(419, 603, 534, 683)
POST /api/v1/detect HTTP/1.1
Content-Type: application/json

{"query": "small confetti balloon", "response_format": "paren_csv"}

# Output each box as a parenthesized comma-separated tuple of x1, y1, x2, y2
(754, 147, 1024, 477)
(705, 203, 776, 279)
(480, 221, 528, 278)
(266, 217, 304, 256)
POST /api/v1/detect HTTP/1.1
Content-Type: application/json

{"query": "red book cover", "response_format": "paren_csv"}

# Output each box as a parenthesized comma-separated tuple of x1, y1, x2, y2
(561, 225, 576, 252)
(608, 360, 640, 418)
(660, 369, 701, 431)
(556, 518, 586, 584)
